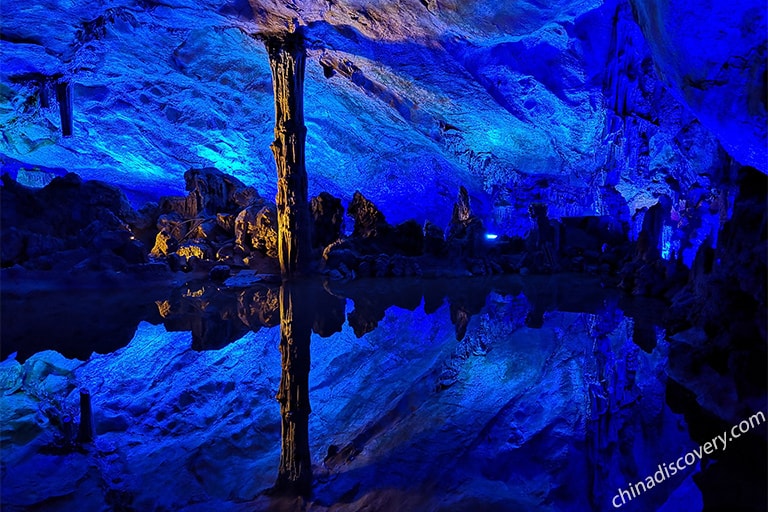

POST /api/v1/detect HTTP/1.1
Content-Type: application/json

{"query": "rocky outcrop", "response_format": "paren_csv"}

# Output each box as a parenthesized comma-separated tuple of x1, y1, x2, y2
(235, 204, 278, 259)
(423, 220, 445, 256)
(348, 191, 387, 239)
(310, 192, 344, 250)
(659, 168, 767, 511)
(446, 186, 485, 257)
(184, 167, 253, 216)
(630, 0, 767, 172)
(0, 173, 148, 271)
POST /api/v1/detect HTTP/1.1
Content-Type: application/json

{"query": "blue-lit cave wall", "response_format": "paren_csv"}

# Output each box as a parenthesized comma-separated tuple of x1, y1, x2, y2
(1, 0, 765, 249)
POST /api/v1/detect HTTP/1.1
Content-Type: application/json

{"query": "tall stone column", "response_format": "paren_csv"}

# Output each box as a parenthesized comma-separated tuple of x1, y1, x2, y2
(274, 283, 312, 495)
(265, 30, 312, 279)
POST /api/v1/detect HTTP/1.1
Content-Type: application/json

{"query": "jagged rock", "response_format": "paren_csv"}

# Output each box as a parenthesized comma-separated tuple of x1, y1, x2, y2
(235, 204, 278, 259)
(357, 256, 374, 278)
(525, 203, 557, 251)
(559, 216, 628, 270)
(24, 233, 66, 261)
(423, 220, 445, 256)
(389, 254, 416, 277)
(189, 219, 221, 241)
(232, 186, 263, 209)
(241, 252, 281, 274)
(636, 197, 671, 261)
(374, 254, 390, 277)
(0, 358, 23, 395)
(156, 213, 186, 241)
(116, 239, 148, 265)
(451, 185, 473, 224)
(322, 246, 359, 273)
(216, 213, 237, 235)
(446, 186, 485, 257)
(391, 219, 424, 257)
(468, 258, 487, 276)
(126, 201, 160, 249)
(346, 193, 425, 259)
(158, 195, 197, 219)
(311, 192, 344, 249)
(184, 167, 249, 215)
(176, 239, 213, 261)
(523, 203, 559, 271)
(166, 253, 185, 272)
(84, 225, 133, 251)
(150, 231, 178, 258)
(348, 191, 387, 239)
(0, 172, 144, 268)
(690, 237, 715, 283)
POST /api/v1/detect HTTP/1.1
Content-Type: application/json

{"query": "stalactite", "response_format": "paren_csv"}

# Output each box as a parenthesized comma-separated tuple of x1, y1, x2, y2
(264, 29, 312, 279)
(274, 283, 312, 496)
(56, 81, 73, 137)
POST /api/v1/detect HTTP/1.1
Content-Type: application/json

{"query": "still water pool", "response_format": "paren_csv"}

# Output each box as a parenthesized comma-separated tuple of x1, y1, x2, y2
(0, 275, 755, 511)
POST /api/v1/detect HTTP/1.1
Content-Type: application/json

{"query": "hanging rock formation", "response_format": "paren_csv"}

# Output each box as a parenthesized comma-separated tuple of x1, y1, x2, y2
(274, 283, 313, 496)
(265, 29, 312, 279)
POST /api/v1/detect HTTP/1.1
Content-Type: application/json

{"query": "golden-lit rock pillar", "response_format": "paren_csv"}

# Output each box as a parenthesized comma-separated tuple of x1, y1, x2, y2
(274, 283, 312, 495)
(265, 29, 312, 279)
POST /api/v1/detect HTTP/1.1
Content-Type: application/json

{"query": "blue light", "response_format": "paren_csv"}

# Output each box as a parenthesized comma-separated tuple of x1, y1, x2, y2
(661, 225, 680, 260)
(485, 233, 498, 240)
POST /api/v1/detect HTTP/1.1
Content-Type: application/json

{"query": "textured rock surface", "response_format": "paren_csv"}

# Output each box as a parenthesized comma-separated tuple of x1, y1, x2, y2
(266, 30, 313, 277)
(235, 203, 279, 258)
(0, 173, 145, 268)
(310, 191, 345, 249)
(1, 0, 762, 247)
(630, 0, 767, 172)
(0, 277, 701, 511)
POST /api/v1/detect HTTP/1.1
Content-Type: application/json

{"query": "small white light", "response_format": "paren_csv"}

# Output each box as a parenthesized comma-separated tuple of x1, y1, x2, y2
(485, 233, 498, 240)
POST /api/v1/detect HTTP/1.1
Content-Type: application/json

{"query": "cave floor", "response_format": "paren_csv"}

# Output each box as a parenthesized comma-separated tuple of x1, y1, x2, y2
(0, 274, 762, 511)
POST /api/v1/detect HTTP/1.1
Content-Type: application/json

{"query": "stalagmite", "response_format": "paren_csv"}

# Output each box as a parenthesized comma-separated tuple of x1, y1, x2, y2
(265, 29, 312, 279)
(77, 389, 94, 443)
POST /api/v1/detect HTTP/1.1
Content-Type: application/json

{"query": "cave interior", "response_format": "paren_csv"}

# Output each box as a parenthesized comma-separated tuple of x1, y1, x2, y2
(0, 0, 766, 510)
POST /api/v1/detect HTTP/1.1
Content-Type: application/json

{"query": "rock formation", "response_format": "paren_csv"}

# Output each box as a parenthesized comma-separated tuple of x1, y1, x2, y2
(265, 29, 313, 279)
(274, 283, 313, 495)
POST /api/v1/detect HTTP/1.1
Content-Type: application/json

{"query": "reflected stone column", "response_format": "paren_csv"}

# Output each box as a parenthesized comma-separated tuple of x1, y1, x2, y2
(265, 29, 312, 279)
(274, 283, 312, 495)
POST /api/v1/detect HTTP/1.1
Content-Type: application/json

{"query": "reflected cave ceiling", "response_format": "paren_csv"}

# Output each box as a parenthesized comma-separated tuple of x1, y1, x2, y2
(1, 0, 765, 230)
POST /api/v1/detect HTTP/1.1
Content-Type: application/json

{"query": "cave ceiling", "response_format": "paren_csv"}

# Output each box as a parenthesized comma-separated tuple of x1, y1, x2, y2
(1, 0, 765, 227)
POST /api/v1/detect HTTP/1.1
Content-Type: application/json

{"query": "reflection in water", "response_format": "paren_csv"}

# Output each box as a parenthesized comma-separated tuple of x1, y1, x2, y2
(274, 283, 312, 496)
(1, 275, 666, 362)
(3, 275, 760, 510)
